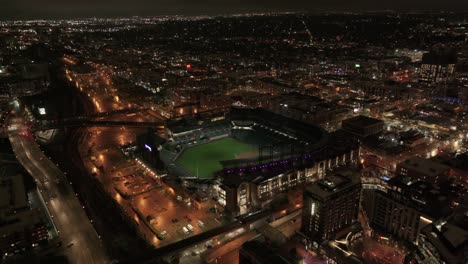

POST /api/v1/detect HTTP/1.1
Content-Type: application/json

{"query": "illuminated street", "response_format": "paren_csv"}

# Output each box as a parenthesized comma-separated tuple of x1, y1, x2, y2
(7, 115, 109, 264)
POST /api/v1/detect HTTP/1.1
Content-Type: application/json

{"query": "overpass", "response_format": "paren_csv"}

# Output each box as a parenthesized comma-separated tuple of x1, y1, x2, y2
(32, 120, 166, 131)
(40, 108, 147, 123)
(74, 108, 147, 119)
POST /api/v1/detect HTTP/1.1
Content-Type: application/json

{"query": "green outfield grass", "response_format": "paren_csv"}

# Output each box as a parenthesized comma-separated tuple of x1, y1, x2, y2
(176, 137, 257, 179)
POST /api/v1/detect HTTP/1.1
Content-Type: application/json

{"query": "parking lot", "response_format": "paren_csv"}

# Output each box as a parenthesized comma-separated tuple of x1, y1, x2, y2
(131, 186, 222, 247)
(79, 125, 224, 248)
(113, 171, 160, 197)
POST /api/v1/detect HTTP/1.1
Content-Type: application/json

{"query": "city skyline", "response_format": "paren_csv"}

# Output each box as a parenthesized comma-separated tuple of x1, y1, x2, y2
(2, 0, 468, 20)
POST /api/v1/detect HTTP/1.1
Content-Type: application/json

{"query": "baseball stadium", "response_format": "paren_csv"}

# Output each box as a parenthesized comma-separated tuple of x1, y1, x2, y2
(155, 107, 329, 180)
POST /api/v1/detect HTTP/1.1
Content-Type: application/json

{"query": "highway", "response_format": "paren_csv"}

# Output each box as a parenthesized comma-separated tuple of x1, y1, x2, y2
(7, 116, 109, 264)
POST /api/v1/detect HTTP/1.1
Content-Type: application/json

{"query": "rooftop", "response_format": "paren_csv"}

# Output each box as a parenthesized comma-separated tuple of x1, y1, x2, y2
(440, 222, 468, 249)
(305, 171, 361, 201)
(0, 173, 27, 212)
(399, 157, 450, 177)
(342, 115, 384, 127)
(387, 175, 453, 218)
(422, 51, 457, 65)
(421, 219, 468, 263)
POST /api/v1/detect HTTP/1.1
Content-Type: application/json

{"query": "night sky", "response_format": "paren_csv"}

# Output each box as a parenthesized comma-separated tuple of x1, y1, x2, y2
(2, 0, 468, 19)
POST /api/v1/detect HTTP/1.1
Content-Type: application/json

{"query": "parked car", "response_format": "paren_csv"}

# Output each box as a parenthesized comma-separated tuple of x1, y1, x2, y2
(197, 220, 205, 228)
(187, 224, 194, 232)
(157, 231, 167, 240)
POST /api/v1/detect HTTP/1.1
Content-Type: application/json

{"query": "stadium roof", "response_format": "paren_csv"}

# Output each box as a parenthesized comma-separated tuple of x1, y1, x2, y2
(230, 107, 327, 145)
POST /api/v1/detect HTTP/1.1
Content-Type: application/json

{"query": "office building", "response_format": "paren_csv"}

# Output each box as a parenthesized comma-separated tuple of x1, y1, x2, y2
(370, 175, 453, 243)
(0, 173, 48, 255)
(420, 51, 457, 83)
(397, 157, 451, 185)
(341, 115, 384, 138)
(301, 171, 361, 245)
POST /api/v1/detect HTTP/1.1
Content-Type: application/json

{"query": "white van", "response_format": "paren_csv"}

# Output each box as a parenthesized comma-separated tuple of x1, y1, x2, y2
(187, 224, 194, 232)
(197, 220, 205, 228)
(182, 226, 190, 234)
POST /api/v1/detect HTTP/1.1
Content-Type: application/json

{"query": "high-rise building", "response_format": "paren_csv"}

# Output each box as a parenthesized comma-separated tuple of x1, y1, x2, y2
(370, 175, 453, 243)
(420, 51, 457, 83)
(0, 173, 48, 255)
(301, 171, 361, 245)
(413, 196, 468, 264)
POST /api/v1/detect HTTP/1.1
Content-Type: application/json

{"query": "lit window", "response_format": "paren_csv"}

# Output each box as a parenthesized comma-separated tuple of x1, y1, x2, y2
(311, 202, 316, 216)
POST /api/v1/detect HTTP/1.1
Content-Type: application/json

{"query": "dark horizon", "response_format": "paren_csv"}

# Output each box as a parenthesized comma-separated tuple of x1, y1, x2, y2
(2, 0, 468, 20)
